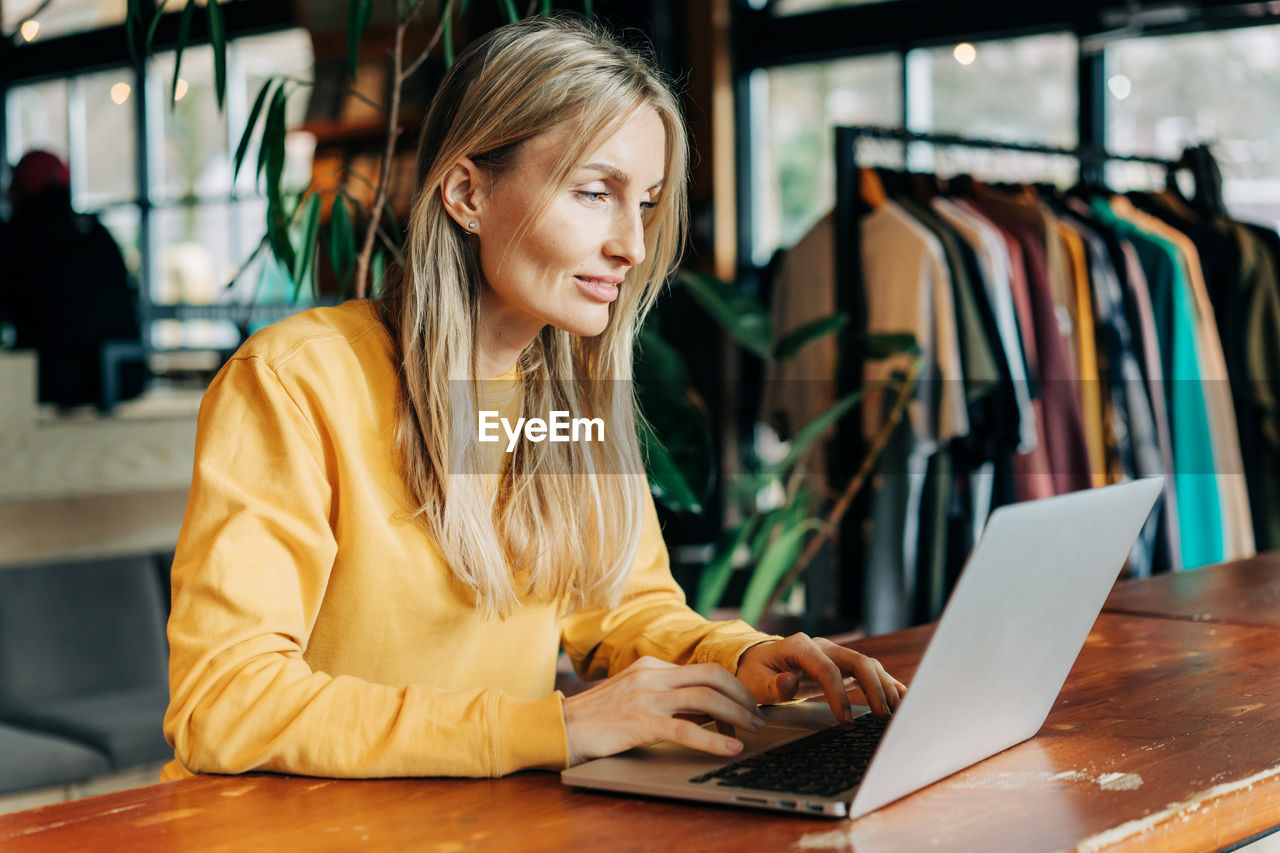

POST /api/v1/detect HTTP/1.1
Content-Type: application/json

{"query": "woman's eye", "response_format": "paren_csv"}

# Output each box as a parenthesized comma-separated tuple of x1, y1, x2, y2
(576, 190, 609, 203)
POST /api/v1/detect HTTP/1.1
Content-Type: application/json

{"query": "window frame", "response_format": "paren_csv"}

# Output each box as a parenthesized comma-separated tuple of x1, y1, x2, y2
(0, 0, 298, 353)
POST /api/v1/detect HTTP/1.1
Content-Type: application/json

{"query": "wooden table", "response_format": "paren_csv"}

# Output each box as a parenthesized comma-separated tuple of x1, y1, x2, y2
(3, 558, 1278, 852)
(1105, 550, 1280, 629)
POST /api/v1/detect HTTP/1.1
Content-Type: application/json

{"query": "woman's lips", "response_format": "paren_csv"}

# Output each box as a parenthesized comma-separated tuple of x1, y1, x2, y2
(574, 275, 621, 303)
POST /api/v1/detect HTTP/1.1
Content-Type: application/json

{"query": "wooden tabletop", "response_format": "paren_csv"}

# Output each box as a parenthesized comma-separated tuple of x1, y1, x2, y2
(3, 602, 1279, 852)
(1105, 550, 1280, 629)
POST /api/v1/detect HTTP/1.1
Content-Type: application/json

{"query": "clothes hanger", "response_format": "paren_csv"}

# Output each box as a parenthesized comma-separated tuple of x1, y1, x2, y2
(859, 167, 888, 209)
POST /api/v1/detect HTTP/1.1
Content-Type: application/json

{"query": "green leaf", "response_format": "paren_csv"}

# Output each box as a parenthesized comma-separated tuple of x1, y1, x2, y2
(676, 270, 772, 360)
(748, 492, 812, 562)
(767, 387, 867, 476)
(747, 507, 786, 564)
(262, 85, 288, 187)
(848, 331, 920, 360)
(347, 0, 373, 79)
(443, 10, 454, 67)
(170, 0, 195, 109)
(222, 235, 269, 290)
(639, 418, 701, 515)
(371, 251, 386, 298)
(292, 193, 322, 297)
(329, 194, 356, 288)
(234, 78, 274, 185)
(263, 87, 295, 275)
(739, 519, 823, 626)
(773, 313, 849, 361)
(635, 326, 692, 392)
(144, 0, 169, 57)
(208, 0, 227, 110)
(694, 518, 757, 616)
(380, 199, 403, 249)
(499, 0, 519, 23)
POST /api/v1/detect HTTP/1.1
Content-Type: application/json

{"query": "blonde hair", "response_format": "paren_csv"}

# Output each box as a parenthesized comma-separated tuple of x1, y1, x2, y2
(380, 16, 688, 618)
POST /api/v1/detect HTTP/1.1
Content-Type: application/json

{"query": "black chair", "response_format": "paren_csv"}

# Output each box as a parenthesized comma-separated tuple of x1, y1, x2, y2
(0, 555, 172, 772)
(0, 721, 110, 795)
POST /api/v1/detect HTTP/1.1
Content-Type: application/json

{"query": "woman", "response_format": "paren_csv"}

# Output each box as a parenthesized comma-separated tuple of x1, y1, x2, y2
(162, 16, 904, 781)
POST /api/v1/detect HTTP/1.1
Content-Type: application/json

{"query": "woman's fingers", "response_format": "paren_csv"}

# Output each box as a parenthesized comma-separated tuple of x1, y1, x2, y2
(823, 642, 896, 717)
(659, 661, 761, 713)
(563, 657, 766, 765)
(820, 641, 906, 716)
(738, 635, 907, 722)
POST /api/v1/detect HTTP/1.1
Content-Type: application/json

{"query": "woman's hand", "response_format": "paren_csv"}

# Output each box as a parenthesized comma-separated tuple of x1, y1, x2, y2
(735, 633, 907, 722)
(562, 656, 767, 766)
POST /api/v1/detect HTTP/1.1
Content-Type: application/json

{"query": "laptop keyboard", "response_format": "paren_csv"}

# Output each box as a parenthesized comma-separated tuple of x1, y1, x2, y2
(688, 713, 888, 798)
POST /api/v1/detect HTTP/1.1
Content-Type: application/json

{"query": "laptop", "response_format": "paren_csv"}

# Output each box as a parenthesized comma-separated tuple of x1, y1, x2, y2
(562, 477, 1164, 818)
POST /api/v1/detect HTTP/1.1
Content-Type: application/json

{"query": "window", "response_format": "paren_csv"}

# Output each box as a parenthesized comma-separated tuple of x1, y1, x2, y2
(905, 33, 1077, 148)
(750, 54, 901, 263)
(1106, 24, 1280, 229)
(4, 26, 314, 356)
(4, 0, 127, 43)
(74, 68, 139, 208)
(5, 78, 70, 166)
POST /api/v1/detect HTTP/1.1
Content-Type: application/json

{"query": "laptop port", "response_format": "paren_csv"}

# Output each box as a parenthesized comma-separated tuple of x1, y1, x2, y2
(731, 795, 768, 805)
(776, 800, 797, 810)
(806, 803, 825, 814)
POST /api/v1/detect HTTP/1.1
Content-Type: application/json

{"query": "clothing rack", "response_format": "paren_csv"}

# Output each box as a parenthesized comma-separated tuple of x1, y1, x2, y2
(833, 125, 1179, 387)
(828, 125, 1178, 623)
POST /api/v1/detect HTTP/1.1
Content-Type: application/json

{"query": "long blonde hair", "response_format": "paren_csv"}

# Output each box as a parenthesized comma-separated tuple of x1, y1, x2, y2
(380, 17, 688, 618)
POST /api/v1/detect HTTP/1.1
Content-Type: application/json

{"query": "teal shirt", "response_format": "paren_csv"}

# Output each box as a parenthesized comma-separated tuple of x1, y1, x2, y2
(1092, 201, 1223, 569)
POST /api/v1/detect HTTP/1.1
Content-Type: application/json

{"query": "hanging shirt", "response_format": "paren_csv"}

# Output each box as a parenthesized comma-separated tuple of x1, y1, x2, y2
(932, 198, 1038, 454)
(968, 196, 1092, 495)
(1235, 223, 1280, 550)
(1117, 239, 1184, 572)
(1058, 220, 1107, 486)
(859, 201, 968, 445)
(952, 199, 1056, 503)
(1063, 210, 1166, 576)
(1108, 197, 1254, 562)
(1093, 200, 1224, 569)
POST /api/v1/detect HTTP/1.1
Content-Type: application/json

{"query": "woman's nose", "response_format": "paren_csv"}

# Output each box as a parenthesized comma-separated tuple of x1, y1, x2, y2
(605, 207, 646, 267)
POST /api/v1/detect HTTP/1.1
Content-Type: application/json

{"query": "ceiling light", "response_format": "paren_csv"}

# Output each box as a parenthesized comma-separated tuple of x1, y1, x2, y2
(954, 43, 977, 66)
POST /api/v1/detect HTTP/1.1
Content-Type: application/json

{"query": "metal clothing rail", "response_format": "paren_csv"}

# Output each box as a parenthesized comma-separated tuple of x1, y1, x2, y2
(833, 125, 1179, 169)
(828, 125, 1177, 626)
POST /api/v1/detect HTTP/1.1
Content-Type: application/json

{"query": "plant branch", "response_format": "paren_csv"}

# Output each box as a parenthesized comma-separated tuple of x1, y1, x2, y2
(402, 0, 456, 82)
(354, 6, 410, 297)
(761, 362, 921, 617)
(376, 225, 406, 264)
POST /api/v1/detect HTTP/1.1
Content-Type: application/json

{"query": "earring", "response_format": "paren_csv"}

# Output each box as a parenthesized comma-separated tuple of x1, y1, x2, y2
(467, 221, 477, 230)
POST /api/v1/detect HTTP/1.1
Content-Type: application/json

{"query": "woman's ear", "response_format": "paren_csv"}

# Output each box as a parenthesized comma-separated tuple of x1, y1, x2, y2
(440, 156, 486, 233)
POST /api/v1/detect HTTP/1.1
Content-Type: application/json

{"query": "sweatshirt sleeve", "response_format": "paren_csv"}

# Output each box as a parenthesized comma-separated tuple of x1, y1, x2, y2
(559, 490, 778, 681)
(164, 355, 567, 779)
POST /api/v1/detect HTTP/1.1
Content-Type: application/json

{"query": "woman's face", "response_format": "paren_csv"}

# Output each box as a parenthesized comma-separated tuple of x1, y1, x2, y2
(472, 106, 667, 354)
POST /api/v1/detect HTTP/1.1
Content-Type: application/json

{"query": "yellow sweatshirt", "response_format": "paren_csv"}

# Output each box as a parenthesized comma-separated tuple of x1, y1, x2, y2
(162, 300, 770, 781)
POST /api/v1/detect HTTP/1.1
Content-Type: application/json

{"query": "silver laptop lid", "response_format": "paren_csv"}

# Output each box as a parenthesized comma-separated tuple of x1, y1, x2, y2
(849, 477, 1164, 818)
